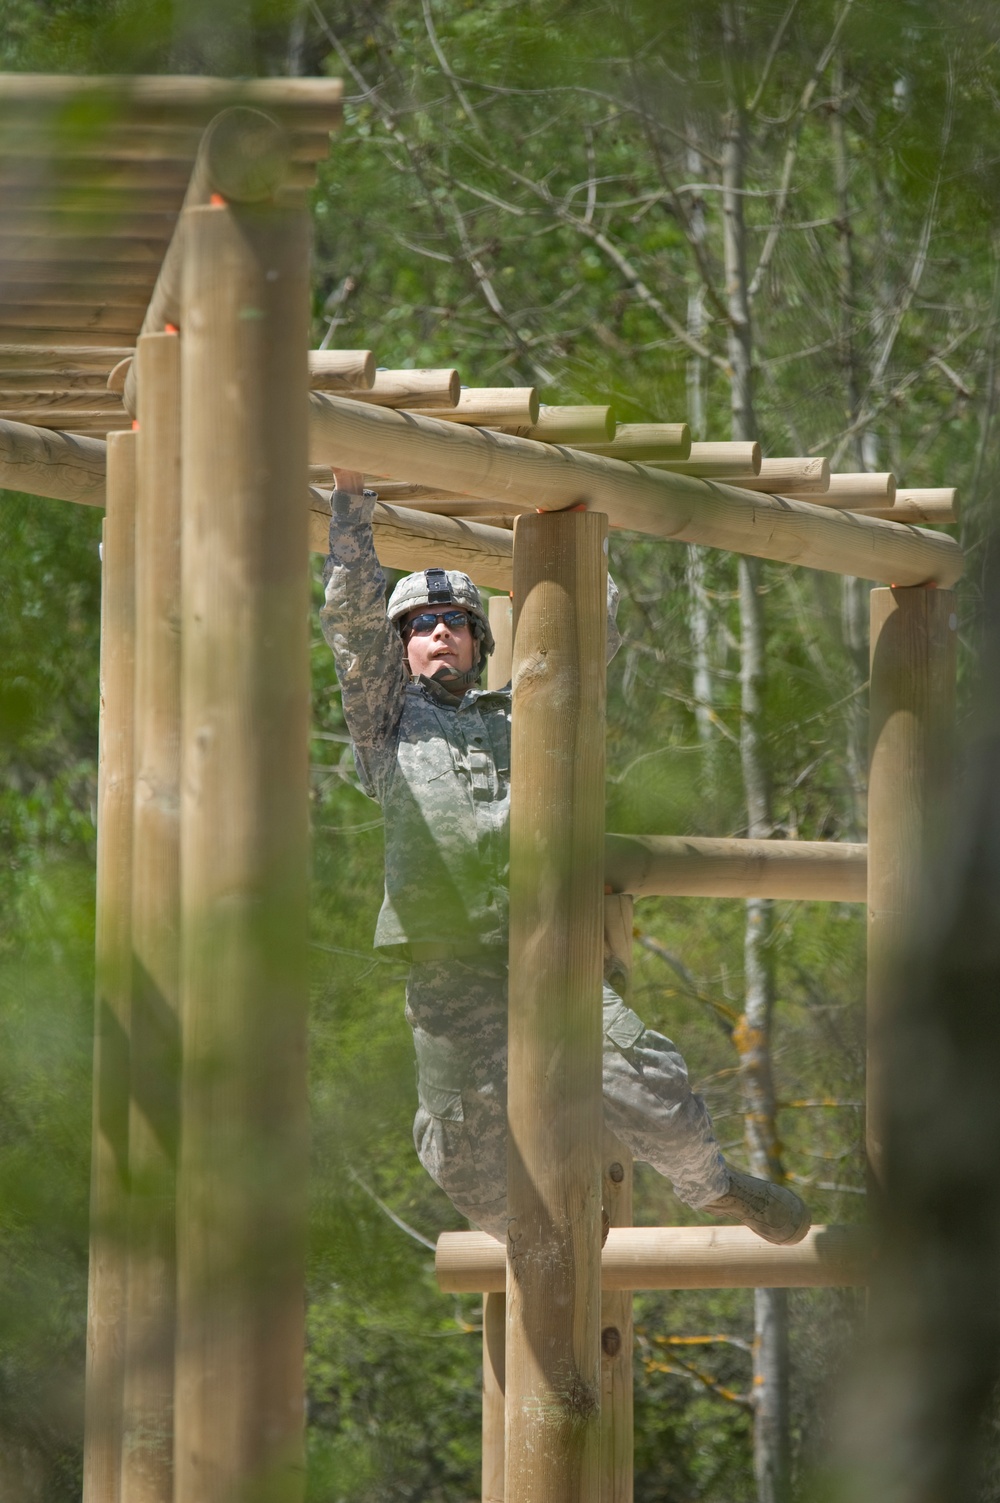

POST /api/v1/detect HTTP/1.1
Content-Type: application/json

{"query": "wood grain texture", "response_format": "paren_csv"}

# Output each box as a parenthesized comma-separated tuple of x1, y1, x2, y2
(721, 455, 830, 493)
(576, 422, 690, 461)
(308, 392, 964, 586)
(601, 896, 634, 1503)
(867, 587, 957, 1184)
(506, 511, 608, 1503)
(604, 834, 867, 902)
(84, 432, 135, 1503)
(437, 1225, 871, 1293)
(487, 594, 513, 689)
(121, 333, 182, 1503)
(176, 203, 311, 1503)
(651, 440, 760, 477)
(0, 416, 107, 503)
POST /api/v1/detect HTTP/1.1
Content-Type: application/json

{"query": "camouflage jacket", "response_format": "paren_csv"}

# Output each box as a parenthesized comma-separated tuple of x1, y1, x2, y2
(320, 489, 620, 952)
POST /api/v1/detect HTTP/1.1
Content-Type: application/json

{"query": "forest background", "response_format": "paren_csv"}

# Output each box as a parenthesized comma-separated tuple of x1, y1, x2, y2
(0, 1, 998, 1500)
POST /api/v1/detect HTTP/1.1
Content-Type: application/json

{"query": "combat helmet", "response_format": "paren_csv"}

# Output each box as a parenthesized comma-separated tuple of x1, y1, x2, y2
(387, 568, 495, 669)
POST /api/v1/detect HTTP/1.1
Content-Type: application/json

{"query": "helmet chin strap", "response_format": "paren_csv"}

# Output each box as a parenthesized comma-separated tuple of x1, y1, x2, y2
(426, 661, 482, 693)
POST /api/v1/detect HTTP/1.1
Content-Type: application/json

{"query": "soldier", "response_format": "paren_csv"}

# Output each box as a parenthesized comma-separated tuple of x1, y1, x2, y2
(321, 472, 810, 1245)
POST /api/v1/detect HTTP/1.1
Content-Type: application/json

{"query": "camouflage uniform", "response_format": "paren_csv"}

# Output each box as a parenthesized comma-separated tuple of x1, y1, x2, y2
(321, 489, 728, 1239)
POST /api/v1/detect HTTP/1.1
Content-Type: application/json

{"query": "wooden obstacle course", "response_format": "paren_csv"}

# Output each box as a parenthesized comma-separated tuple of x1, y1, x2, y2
(0, 73, 961, 1503)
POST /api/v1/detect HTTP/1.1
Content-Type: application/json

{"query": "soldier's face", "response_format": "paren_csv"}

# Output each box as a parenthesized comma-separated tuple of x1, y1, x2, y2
(403, 604, 477, 678)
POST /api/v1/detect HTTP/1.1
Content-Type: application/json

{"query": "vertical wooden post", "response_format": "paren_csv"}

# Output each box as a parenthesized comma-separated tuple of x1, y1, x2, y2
(121, 331, 182, 1503)
(175, 202, 311, 1503)
(482, 593, 513, 1503)
(867, 585, 957, 1184)
(482, 1291, 506, 1503)
(487, 594, 513, 691)
(601, 895, 634, 1503)
(506, 510, 608, 1503)
(84, 430, 137, 1503)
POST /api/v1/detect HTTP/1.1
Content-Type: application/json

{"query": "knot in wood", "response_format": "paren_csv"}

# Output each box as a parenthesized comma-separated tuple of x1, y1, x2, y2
(601, 1326, 622, 1358)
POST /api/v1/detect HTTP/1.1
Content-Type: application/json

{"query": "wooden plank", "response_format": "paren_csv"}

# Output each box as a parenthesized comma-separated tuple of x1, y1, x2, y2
(0, 346, 133, 370)
(788, 472, 895, 507)
(604, 834, 867, 902)
(308, 392, 964, 586)
(482, 1293, 505, 1503)
(867, 587, 957, 1184)
(506, 511, 607, 1503)
(83, 431, 134, 1503)
(121, 331, 182, 1503)
(344, 367, 460, 407)
(721, 456, 829, 493)
(863, 489, 958, 525)
(175, 203, 311, 1503)
(652, 440, 760, 477)
(437, 1225, 871, 1293)
(601, 897, 635, 1503)
(506, 406, 615, 444)
(576, 422, 691, 461)
(428, 387, 538, 426)
(0, 304, 141, 333)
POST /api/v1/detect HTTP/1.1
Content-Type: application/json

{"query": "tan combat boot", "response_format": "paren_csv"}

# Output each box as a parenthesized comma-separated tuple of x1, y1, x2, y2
(703, 1167, 811, 1245)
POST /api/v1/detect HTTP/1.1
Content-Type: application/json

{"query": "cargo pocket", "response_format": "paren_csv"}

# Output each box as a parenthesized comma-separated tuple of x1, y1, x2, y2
(413, 1027, 465, 1123)
(602, 991, 645, 1051)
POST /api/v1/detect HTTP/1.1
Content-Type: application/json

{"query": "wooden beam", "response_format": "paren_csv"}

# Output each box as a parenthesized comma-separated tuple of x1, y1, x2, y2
(506, 511, 607, 1503)
(863, 489, 958, 525)
(0, 345, 133, 372)
(867, 588, 957, 1185)
(343, 367, 460, 408)
(429, 387, 539, 427)
(788, 473, 895, 507)
(601, 898, 635, 1503)
(175, 202, 311, 1503)
(721, 456, 830, 494)
(306, 349, 376, 391)
(307, 491, 513, 587)
(308, 393, 964, 586)
(0, 125, 333, 162)
(651, 440, 760, 477)
(0, 417, 107, 504)
(486, 595, 513, 689)
(83, 430, 135, 1503)
(120, 332, 182, 1503)
(0, 73, 343, 123)
(576, 422, 691, 462)
(506, 406, 615, 444)
(604, 834, 867, 902)
(437, 1225, 871, 1293)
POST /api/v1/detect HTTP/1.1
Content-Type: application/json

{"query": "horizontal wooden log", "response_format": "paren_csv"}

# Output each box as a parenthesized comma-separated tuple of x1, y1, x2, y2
(0, 236, 166, 263)
(787, 473, 896, 507)
(863, 489, 958, 525)
(0, 372, 120, 392)
(306, 489, 513, 587)
(604, 834, 866, 901)
(504, 405, 616, 444)
(0, 390, 124, 409)
(307, 350, 376, 391)
(0, 346, 133, 372)
(722, 456, 830, 494)
(652, 440, 761, 478)
(0, 328, 149, 348)
(426, 387, 539, 427)
(0, 160, 318, 194)
(0, 304, 140, 332)
(0, 411, 130, 432)
(0, 284, 152, 309)
(308, 393, 964, 586)
(436, 1225, 870, 1293)
(0, 211, 174, 238)
(345, 368, 461, 408)
(0, 418, 107, 505)
(576, 422, 691, 461)
(0, 260, 159, 288)
(0, 74, 343, 122)
(0, 126, 334, 163)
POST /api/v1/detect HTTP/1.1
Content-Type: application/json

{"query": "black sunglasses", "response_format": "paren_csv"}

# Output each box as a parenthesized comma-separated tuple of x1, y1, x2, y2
(403, 609, 472, 637)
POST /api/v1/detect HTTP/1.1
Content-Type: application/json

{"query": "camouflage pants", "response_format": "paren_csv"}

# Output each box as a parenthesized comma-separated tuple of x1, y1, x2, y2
(407, 953, 729, 1241)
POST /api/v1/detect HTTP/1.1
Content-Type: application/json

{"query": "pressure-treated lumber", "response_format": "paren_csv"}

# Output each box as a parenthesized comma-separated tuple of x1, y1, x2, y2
(867, 587, 957, 1184)
(507, 405, 615, 444)
(482, 1293, 506, 1503)
(308, 392, 964, 587)
(306, 349, 376, 390)
(84, 431, 136, 1503)
(577, 422, 691, 461)
(855, 489, 958, 525)
(121, 334, 182, 1503)
(0, 416, 106, 504)
(430, 387, 539, 427)
(506, 512, 608, 1503)
(307, 491, 514, 588)
(604, 834, 867, 902)
(123, 107, 299, 416)
(0, 408, 130, 431)
(0, 344, 132, 372)
(345, 367, 460, 408)
(486, 594, 513, 689)
(721, 456, 830, 494)
(601, 896, 635, 1503)
(0, 73, 344, 115)
(651, 440, 760, 477)
(176, 203, 311, 1503)
(787, 473, 895, 508)
(438, 1225, 871, 1293)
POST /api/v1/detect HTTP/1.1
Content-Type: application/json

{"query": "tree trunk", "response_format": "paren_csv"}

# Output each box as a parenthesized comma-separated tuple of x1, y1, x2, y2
(723, 11, 792, 1500)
